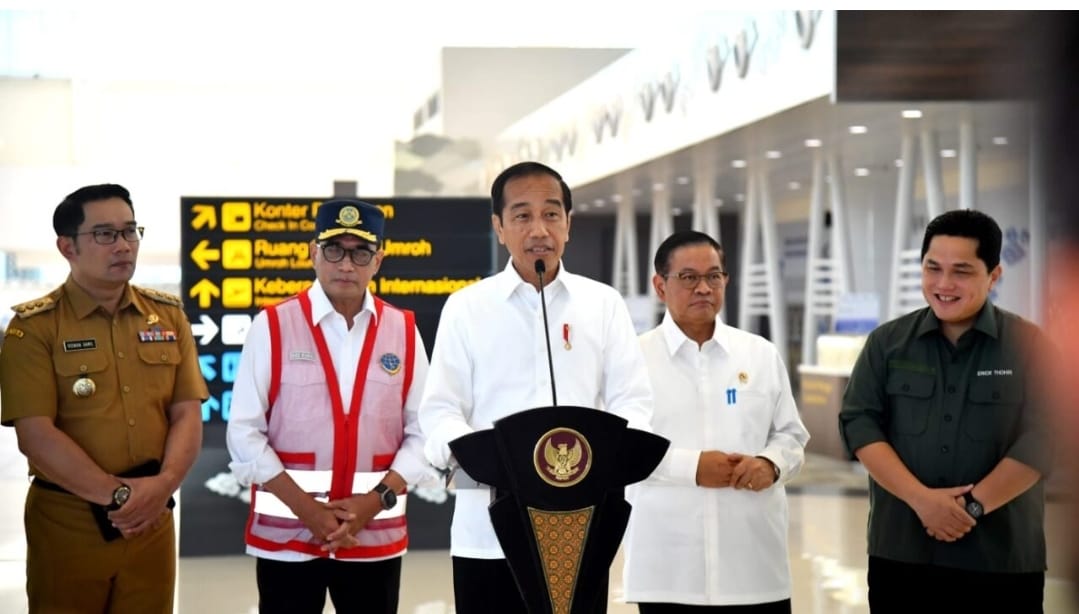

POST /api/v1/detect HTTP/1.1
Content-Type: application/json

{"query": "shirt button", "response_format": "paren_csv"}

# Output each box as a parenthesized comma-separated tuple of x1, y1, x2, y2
(901, 384, 910, 392)
(123, 385, 131, 393)
(117, 351, 125, 359)
(79, 365, 88, 373)
(944, 414, 953, 422)
(941, 446, 949, 454)
(946, 385, 956, 393)
(992, 391, 1001, 400)
(160, 354, 169, 362)
(128, 419, 136, 427)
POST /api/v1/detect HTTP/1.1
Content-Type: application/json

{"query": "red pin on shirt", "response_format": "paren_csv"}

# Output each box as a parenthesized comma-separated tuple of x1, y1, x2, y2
(563, 323, 572, 350)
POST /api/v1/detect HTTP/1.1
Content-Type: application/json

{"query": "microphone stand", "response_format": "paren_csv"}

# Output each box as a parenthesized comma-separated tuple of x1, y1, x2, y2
(534, 259, 558, 407)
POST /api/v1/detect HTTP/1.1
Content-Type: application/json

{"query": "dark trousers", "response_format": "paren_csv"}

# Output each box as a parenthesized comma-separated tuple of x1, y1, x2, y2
(452, 556, 609, 614)
(255, 556, 401, 614)
(638, 600, 791, 614)
(867, 556, 1044, 613)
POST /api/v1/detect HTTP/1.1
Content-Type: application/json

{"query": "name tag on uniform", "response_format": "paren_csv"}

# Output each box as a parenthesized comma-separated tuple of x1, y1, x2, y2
(63, 339, 97, 352)
(289, 351, 315, 361)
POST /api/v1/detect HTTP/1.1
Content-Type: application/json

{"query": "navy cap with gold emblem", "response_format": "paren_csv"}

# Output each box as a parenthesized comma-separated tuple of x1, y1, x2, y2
(315, 199, 385, 245)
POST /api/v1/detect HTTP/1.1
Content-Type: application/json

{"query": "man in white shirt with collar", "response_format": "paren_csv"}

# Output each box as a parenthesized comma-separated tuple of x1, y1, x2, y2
(226, 199, 430, 614)
(419, 161, 653, 613)
(624, 230, 809, 614)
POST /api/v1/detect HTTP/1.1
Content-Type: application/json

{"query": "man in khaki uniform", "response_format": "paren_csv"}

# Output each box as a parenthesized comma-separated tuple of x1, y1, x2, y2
(0, 184, 208, 613)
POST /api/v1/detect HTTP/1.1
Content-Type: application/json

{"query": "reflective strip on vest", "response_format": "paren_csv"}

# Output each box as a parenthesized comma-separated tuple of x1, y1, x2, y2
(252, 470, 407, 520)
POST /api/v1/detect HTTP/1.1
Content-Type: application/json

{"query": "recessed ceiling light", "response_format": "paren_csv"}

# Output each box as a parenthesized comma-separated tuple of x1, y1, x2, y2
(766, 150, 782, 159)
(610, 193, 623, 203)
(593, 198, 605, 206)
(734, 193, 746, 202)
(788, 181, 801, 190)
(804, 138, 822, 148)
(731, 159, 747, 168)
(854, 167, 870, 177)
(992, 136, 1009, 146)
(579, 203, 590, 212)
(894, 159, 904, 168)
(652, 182, 665, 192)
(901, 109, 923, 119)
(714, 198, 724, 207)
(672, 208, 683, 216)
(632, 188, 642, 196)
(849, 125, 868, 135)
(940, 149, 957, 158)
(675, 176, 690, 185)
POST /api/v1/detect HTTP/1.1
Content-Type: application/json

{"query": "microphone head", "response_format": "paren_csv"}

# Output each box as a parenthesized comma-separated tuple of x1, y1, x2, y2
(534, 259, 546, 275)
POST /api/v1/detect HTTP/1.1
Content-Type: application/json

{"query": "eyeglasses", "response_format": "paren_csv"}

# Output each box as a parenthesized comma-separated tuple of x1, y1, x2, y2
(73, 226, 144, 245)
(665, 270, 729, 289)
(319, 243, 376, 266)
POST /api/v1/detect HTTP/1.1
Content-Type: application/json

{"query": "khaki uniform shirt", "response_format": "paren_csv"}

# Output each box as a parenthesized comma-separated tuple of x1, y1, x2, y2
(839, 302, 1052, 573)
(0, 277, 209, 477)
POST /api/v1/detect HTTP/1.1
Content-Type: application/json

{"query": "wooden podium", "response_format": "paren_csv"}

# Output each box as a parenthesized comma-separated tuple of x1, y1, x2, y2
(450, 406, 668, 614)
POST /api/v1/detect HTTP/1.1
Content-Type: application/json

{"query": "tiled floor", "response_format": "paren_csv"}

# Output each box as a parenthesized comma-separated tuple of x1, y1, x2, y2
(1, 426, 1076, 613)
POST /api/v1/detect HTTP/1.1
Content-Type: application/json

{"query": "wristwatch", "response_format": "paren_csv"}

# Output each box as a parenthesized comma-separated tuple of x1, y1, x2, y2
(964, 492, 984, 519)
(372, 483, 397, 511)
(107, 483, 132, 511)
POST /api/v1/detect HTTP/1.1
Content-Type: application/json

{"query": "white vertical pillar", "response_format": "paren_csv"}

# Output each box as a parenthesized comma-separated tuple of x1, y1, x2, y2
(758, 169, 788, 354)
(802, 152, 826, 366)
(1029, 111, 1046, 324)
(826, 153, 854, 295)
(692, 148, 720, 239)
(611, 176, 639, 296)
(959, 110, 978, 211)
(889, 133, 917, 319)
(920, 127, 945, 219)
(738, 169, 759, 332)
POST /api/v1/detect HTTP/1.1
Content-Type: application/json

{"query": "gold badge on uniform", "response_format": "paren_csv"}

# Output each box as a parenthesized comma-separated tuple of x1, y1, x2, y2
(534, 427, 592, 487)
(73, 376, 96, 398)
(336, 206, 361, 227)
(379, 353, 402, 375)
(738, 371, 749, 384)
(147, 314, 160, 325)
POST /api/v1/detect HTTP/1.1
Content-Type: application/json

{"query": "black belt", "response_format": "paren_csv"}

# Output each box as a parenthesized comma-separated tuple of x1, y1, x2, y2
(31, 460, 164, 498)
(31, 477, 71, 494)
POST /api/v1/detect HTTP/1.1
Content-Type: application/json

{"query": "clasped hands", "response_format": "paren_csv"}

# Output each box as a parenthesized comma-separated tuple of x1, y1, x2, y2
(913, 484, 978, 543)
(696, 451, 776, 491)
(296, 491, 384, 553)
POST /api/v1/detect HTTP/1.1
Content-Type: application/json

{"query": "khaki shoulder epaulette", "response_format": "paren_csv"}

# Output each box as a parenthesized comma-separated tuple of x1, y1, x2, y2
(12, 293, 59, 319)
(134, 285, 183, 308)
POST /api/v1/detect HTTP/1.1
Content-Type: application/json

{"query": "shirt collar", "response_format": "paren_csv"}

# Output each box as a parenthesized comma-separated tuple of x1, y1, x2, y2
(658, 310, 729, 356)
(64, 276, 138, 320)
(915, 301, 999, 340)
(307, 279, 377, 327)
(494, 259, 569, 301)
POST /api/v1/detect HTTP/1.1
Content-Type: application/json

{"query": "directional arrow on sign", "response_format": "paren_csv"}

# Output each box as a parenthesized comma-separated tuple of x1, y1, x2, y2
(189, 279, 220, 309)
(191, 204, 217, 230)
(190, 239, 221, 271)
(191, 314, 220, 346)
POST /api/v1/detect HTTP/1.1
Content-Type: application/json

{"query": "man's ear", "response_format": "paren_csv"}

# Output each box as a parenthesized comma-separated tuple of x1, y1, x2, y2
(56, 236, 76, 261)
(652, 274, 667, 303)
(491, 214, 506, 246)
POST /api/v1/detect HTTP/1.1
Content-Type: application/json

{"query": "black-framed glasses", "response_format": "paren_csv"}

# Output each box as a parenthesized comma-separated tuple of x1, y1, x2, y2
(665, 270, 729, 289)
(73, 226, 144, 245)
(319, 243, 376, 266)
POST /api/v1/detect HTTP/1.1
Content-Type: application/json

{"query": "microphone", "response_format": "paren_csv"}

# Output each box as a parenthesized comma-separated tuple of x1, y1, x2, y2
(535, 259, 558, 407)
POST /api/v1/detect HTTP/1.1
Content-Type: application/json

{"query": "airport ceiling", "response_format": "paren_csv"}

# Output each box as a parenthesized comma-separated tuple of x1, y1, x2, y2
(569, 97, 1030, 218)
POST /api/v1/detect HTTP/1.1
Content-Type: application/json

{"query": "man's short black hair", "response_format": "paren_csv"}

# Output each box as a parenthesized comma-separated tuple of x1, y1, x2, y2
(490, 161, 573, 217)
(52, 184, 134, 237)
(920, 209, 1002, 271)
(653, 230, 725, 276)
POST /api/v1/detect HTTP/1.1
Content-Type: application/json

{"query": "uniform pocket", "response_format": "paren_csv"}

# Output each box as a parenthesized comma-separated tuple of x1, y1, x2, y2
(135, 343, 182, 403)
(885, 370, 935, 434)
(963, 380, 1023, 441)
(54, 351, 112, 412)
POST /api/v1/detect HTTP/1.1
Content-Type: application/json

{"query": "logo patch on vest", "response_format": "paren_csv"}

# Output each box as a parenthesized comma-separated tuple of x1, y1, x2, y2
(379, 352, 402, 375)
(289, 351, 315, 361)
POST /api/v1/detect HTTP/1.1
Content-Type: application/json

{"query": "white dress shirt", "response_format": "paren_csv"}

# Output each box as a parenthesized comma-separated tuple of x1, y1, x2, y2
(419, 261, 653, 559)
(623, 312, 809, 605)
(226, 281, 431, 562)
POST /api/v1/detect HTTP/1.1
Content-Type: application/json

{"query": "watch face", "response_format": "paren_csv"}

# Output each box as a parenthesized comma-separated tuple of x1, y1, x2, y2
(380, 489, 397, 511)
(966, 499, 983, 518)
(113, 485, 132, 507)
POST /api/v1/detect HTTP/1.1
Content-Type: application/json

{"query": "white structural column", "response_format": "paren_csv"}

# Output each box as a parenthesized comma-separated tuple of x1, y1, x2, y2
(648, 166, 674, 277)
(920, 127, 946, 220)
(738, 167, 787, 353)
(611, 176, 639, 296)
(959, 110, 978, 211)
(889, 132, 922, 320)
(801, 152, 855, 365)
(691, 148, 720, 239)
(1029, 113, 1046, 324)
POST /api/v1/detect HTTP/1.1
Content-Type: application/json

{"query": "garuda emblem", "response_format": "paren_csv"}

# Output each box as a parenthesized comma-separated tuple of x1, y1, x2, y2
(534, 427, 592, 487)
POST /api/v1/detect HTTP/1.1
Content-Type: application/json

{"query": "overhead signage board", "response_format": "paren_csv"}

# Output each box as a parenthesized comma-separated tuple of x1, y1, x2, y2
(178, 195, 493, 555)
